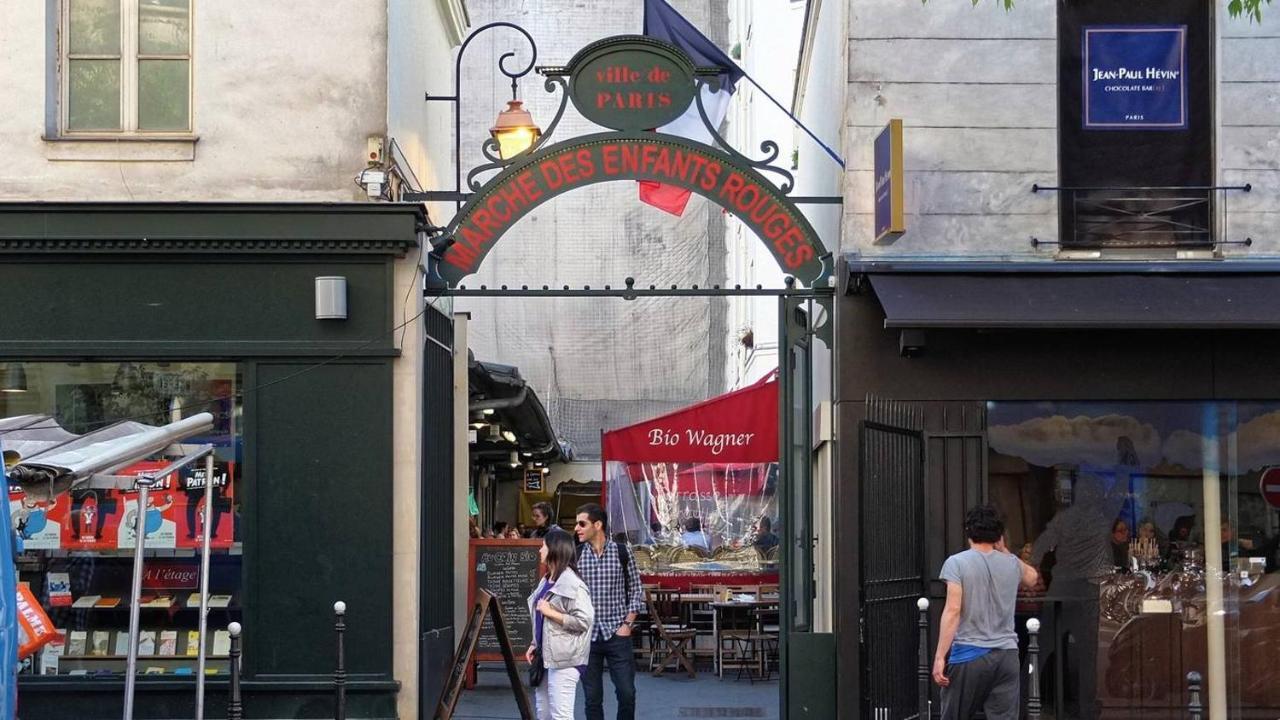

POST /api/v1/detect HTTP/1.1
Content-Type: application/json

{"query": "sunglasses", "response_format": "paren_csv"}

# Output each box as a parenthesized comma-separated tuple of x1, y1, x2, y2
(575, 520, 591, 528)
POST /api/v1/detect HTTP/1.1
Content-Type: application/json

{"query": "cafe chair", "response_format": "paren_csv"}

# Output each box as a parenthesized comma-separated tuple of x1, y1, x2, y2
(645, 588, 698, 678)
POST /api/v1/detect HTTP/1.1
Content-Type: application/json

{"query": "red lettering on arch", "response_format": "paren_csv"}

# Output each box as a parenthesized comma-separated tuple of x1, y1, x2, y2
(720, 172, 746, 203)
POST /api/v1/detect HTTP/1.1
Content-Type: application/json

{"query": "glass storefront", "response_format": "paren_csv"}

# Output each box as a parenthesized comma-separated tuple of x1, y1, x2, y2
(1, 362, 241, 678)
(989, 401, 1280, 719)
(606, 460, 780, 575)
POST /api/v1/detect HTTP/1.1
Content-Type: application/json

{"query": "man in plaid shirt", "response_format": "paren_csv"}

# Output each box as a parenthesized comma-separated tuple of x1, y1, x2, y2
(575, 503, 643, 720)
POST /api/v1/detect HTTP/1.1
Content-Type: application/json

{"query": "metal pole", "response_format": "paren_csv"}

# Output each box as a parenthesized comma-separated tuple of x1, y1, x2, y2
(228, 622, 243, 720)
(1026, 618, 1042, 720)
(1187, 671, 1203, 720)
(196, 452, 215, 720)
(334, 601, 347, 720)
(123, 478, 155, 720)
(916, 597, 930, 720)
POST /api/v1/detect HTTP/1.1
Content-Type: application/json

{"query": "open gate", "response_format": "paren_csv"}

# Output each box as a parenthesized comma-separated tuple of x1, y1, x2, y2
(859, 397, 926, 720)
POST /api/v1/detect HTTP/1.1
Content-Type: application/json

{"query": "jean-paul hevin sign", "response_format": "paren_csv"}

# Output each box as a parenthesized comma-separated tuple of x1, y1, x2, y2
(431, 36, 831, 288)
(1084, 26, 1187, 130)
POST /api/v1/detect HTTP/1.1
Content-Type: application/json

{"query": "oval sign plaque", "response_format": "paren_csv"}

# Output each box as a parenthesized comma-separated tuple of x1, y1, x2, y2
(566, 36, 698, 132)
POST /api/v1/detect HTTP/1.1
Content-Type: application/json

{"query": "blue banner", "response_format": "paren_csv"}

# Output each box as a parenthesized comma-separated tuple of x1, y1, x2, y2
(873, 120, 904, 241)
(1084, 25, 1187, 130)
(0, 442, 16, 720)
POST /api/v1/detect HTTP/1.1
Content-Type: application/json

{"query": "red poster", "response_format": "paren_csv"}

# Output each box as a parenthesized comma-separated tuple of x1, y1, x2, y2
(114, 460, 180, 550)
(62, 485, 123, 551)
(175, 462, 235, 550)
(9, 487, 69, 551)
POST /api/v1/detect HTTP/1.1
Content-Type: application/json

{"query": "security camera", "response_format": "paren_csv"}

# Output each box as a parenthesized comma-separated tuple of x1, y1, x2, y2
(357, 168, 386, 199)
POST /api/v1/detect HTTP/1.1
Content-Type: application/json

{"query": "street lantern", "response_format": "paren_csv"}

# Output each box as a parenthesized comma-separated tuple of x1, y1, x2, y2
(490, 99, 541, 159)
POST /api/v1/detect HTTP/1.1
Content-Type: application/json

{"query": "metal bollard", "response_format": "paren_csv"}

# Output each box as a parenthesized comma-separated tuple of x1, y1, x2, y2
(917, 597, 930, 720)
(1187, 671, 1202, 720)
(334, 601, 347, 720)
(227, 622, 243, 720)
(1026, 618, 1042, 720)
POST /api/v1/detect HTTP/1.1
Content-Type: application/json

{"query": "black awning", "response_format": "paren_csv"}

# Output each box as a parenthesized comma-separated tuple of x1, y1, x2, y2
(863, 271, 1280, 330)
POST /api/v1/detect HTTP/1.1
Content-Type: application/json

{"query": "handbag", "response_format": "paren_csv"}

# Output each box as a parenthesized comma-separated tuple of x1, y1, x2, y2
(528, 646, 545, 688)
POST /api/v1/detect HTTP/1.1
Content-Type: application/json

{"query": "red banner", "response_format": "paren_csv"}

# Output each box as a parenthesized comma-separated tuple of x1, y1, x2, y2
(142, 562, 201, 590)
(602, 376, 778, 463)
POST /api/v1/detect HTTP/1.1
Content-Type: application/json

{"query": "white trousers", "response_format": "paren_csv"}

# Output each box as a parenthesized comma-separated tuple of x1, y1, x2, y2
(534, 665, 580, 720)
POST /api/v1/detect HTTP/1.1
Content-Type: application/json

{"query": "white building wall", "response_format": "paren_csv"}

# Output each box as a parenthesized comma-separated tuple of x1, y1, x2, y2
(843, 1, 1058, 259)
(0, 1, 393, 201)
(841, 2, 1280, 260)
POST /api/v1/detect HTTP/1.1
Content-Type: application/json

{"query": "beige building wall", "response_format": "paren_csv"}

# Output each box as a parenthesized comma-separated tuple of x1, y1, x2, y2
(0, 3, 466, 718)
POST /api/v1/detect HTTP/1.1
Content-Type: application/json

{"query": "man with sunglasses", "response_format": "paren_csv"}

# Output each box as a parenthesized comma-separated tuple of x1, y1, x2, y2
(575, 503, 643, 720)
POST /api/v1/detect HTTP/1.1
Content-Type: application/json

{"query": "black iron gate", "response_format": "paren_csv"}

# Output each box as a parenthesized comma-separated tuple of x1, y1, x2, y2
(860, 396, 927, 720)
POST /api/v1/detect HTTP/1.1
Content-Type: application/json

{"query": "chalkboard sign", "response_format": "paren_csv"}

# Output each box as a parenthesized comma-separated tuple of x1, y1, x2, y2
(468, 539, 543, 661)
(434, 590, 533, 720)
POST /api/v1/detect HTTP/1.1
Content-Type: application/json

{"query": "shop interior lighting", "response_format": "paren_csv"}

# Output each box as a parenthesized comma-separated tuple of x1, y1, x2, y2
(1, 363, 27, 393)
(508, 451, 520, 468)
(482, 408, 495, 416)
(486, 424, 503, 441)
(490, 99, 541, 160)
(501, 430, 517, 444)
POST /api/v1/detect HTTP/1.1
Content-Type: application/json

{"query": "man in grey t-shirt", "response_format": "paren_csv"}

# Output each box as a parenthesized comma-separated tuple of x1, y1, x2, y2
(933, 505, 1040, 720)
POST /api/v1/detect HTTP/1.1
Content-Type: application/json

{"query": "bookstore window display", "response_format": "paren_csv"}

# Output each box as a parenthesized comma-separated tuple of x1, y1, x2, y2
(2, 362, 242, 679)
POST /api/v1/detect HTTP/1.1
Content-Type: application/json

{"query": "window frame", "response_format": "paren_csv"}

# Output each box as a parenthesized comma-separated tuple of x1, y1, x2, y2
(59, 0, 194, 137)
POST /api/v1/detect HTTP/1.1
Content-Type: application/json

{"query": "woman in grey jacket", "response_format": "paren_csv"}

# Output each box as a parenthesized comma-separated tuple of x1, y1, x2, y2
(526, 529, 595, 720)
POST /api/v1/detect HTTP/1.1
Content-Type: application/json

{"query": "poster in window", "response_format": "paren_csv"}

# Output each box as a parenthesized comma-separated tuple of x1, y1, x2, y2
(62, 487, 122, 550)
(174, 462, 235, 549)
(1083, 25, 1187, 130)
(9, 487, 67, 551)
(115, 460, 178, 550)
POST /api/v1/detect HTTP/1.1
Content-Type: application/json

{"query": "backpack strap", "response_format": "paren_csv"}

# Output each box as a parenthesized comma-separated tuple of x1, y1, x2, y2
(617, 542, 633, 601)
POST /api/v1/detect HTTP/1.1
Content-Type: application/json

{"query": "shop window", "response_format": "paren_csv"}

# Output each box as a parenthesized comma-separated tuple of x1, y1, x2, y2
(987, 401, 1280, 718)
(3, 362, 240, 678)
(60, 0, 193, 134)
(1056, 1, 1215, 252)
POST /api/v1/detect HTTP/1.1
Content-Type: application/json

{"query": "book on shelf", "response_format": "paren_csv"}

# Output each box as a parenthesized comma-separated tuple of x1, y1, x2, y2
(185, 630, 200, 657)
(90, 630, 110, 656)
(67, 630, 87, 656)
(138, 630, 156, 656)
(46, 572, 72, 608)
(173, 667, 194, 676)
(94, 597, 121, 609)
(68, 669, 88, 677)
(158, 631, 177, 656)
(186, 593, 201, 608)
(212, 630, 231, 656)
(39, 631, 64, 675)
(71, 595, 100, 609)
(142, 595, 172, 609)
(207, 595, 233, 609)
(113, 631, 130, 656)
(143, 666, 165, 675)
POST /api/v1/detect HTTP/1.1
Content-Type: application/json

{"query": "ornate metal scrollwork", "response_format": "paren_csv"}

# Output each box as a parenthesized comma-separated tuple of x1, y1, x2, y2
(692, 78, 796, 194)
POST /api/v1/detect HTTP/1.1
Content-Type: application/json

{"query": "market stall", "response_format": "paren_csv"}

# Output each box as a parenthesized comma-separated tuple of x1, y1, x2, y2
(601, 375, 780, 590)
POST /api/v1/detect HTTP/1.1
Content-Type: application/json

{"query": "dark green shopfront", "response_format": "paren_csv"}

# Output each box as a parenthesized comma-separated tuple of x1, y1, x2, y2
(0, 202, 423, 719)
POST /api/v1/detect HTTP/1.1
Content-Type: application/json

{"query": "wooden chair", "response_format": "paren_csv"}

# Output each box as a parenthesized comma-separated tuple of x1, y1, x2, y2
(645, 588, 697, 677)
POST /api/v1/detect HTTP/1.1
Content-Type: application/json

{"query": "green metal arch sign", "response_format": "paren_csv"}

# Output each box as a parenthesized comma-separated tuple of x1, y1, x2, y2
(432, 132, 831, 288)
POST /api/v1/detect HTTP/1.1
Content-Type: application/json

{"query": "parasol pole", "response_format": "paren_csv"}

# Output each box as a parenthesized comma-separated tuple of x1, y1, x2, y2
(195, 451, 215, 720)
(123, 477, 154, 720)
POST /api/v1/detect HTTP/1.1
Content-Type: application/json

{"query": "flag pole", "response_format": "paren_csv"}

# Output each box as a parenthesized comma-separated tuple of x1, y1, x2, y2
(741, 73, 845, 170)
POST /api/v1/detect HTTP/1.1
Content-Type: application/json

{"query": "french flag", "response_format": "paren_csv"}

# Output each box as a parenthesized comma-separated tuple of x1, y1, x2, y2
(642, 0, 746, 216)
